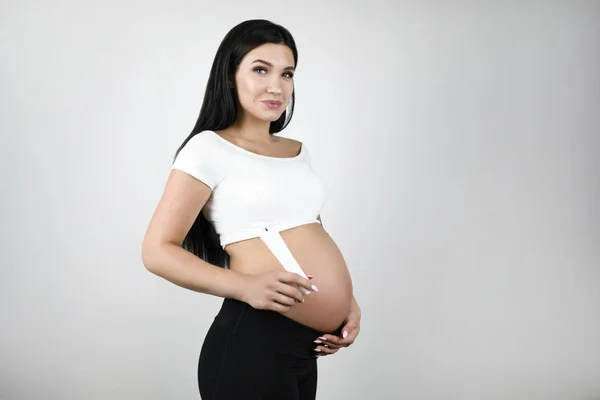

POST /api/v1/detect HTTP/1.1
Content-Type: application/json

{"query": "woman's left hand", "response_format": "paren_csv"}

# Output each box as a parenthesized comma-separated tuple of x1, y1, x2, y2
(313, 300, 361, 357)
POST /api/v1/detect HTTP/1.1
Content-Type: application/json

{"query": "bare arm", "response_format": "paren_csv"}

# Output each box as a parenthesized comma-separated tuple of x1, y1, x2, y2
(141, 169, 249, 301)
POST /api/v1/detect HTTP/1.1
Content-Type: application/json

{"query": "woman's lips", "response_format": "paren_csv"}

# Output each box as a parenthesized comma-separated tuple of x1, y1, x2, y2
(262, 100, 282, 109)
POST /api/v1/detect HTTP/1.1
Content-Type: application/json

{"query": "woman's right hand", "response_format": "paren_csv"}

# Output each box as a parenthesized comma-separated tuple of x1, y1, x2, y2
(242, 270, 317, 313)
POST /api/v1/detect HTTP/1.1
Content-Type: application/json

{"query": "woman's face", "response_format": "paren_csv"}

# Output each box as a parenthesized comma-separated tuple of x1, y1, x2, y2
(233, 43, 295, 123)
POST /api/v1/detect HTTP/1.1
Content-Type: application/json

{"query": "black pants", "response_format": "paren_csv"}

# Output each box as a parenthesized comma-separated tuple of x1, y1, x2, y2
(198, 297, 328, 399)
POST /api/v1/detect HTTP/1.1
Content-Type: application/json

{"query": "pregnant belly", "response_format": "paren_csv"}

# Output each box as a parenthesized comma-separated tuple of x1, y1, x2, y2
(227, 222, 353, 333)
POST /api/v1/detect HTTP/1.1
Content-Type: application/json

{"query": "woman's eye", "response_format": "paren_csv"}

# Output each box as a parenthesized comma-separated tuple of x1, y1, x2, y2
(253, 67, 293, 79)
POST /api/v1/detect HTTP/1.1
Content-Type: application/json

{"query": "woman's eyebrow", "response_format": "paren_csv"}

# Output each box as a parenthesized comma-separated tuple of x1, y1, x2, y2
(251, 59, 295, 71)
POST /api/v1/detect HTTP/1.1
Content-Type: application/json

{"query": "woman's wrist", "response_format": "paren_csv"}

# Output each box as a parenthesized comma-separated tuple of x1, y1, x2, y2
(222, 268, 251, 302)
(208, 267, 249, 301)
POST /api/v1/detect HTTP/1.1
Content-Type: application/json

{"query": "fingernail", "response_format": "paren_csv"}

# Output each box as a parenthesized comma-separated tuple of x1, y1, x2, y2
(314, 339, 322, 343)
(318, 336, 327, 341)
(343, 330, 348, 338)
(307, 274, 313, 279)
(314, 348, 321, 352)
(311, 285, 319, 292)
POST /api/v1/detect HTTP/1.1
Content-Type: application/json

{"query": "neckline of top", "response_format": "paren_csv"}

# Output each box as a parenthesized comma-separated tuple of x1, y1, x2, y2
(205, 130, 305, 161)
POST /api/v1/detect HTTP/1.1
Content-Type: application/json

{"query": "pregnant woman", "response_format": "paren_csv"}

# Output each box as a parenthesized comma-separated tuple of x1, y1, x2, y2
(142, 19, 362, 399)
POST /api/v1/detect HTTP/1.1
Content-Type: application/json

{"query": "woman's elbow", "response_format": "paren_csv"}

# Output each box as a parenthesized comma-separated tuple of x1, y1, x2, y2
(141, 239, 162, 273)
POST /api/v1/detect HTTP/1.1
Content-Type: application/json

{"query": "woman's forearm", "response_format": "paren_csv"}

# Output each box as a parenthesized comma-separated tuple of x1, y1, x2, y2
(142, 242, 248, 301)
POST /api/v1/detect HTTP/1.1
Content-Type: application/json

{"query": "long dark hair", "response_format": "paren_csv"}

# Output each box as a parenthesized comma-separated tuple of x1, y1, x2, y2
(172, 19, 298, 269)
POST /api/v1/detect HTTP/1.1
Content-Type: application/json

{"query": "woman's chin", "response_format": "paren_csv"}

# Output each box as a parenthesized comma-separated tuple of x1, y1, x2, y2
(262, 114, 285, 122)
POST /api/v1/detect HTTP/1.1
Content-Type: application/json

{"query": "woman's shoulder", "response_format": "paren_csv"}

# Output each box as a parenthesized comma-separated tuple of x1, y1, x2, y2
(176, 131, 222, 157)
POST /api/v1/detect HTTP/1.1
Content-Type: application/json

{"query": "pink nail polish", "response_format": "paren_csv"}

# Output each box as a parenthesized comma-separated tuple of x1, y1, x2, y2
(314, 339, 321, 343)
(343, 331, 348, 338)
(318, 336, 327, 341)
(311, 285, 319, 292)
(314, 348, 321, 352)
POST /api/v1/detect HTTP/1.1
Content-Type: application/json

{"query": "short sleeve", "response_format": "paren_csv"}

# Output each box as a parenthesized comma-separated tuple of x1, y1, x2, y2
(171, 133, 222, 190)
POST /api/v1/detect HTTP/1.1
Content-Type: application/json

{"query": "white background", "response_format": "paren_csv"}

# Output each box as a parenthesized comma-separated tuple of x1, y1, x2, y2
(2, 1, 599, 399)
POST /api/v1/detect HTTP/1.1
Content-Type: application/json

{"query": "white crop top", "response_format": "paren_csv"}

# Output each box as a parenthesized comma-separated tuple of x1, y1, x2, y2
(171, 130, 326, 249)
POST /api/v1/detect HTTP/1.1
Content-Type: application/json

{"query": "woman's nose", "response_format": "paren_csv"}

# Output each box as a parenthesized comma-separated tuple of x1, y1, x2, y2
(267, 78, 283, 94)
